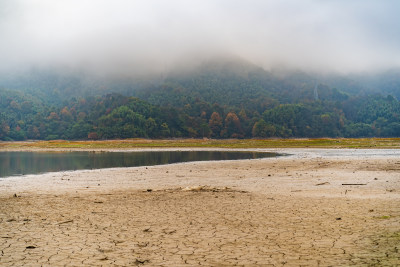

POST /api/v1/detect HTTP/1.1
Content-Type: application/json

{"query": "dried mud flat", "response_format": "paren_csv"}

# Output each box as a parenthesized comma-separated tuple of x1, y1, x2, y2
(1, 149, 400, 266)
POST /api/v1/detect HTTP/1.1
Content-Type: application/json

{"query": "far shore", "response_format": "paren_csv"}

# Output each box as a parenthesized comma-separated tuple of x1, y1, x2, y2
(1, 137, 400, 151)
(1, 145, 399, 266)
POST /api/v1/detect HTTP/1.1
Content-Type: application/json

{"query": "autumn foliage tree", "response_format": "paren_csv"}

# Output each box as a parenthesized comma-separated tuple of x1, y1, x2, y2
(222, 112, 244, 138)
(208, 112, 223, 138)
(88, 132, 99, 140)
(0, 121, 10, 139)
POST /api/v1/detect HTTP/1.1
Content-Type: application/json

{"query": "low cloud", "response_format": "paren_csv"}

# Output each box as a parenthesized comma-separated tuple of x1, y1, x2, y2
(1, 0, 400, 75)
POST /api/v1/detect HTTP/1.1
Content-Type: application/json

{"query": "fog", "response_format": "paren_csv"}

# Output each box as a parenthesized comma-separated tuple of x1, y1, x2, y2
(1, 0, 400, 75)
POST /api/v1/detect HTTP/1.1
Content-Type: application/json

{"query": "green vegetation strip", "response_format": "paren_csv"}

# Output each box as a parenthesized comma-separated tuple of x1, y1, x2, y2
(1, 138, 400, 150)
(374, 215, 391, 220)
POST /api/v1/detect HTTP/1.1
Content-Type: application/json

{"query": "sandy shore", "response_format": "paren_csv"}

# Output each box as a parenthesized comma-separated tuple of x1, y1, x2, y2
(1, 148, 399, 266)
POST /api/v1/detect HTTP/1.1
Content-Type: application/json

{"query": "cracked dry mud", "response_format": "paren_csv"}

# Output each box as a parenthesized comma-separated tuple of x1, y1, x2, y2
(1, 149, 400, 266)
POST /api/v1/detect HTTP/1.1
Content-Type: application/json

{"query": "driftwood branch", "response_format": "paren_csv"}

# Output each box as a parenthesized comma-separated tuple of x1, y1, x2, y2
(58, 220, 74, 225)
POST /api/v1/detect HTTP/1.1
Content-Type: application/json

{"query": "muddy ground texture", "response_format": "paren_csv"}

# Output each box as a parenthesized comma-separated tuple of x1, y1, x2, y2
(1, 149, 399, 266)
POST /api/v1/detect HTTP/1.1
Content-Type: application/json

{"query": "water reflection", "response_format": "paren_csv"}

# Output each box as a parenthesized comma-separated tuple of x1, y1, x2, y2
(0, 151, 278, 178)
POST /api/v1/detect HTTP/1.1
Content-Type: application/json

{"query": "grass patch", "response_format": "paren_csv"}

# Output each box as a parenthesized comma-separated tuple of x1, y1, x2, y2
(1, 138, 400, 150)
(374, 215, 392, 220)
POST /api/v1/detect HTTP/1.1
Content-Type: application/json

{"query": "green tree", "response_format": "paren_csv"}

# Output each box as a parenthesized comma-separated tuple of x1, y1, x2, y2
(145, 117, 158, 138)
(160, 123, 170, 137)
(252, 119, 276, 137)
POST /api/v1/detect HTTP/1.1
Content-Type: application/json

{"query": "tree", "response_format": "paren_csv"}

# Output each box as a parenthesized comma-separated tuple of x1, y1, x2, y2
(208, 112, 223, 138)
(0, 121, 10, 140)
(145, 117, 157, 137)
(27, 126, 41, 139)
(160, 123, 170, 137)
(200, 122, 211, 138)
(88, 132, 99, 140)
(223, 112, 243, 138)
(252, 119, 276, 137)
(9, 101, 21, 111)
(60, 107, 73, 121)
(48, 112, 60, 121)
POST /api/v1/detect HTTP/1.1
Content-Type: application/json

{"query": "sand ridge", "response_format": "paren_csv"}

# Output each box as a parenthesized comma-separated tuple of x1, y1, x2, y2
(1, 148, 400, 266)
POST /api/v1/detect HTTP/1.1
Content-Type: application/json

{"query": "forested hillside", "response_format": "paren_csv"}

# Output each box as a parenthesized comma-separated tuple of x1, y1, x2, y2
(1, 60, 400, 140)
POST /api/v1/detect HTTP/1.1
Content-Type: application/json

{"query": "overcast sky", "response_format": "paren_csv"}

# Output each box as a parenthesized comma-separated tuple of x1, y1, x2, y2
(1, 0, 400, 74)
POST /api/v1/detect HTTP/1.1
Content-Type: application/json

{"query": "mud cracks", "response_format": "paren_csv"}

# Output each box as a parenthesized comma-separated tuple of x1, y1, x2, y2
(1, 188, 399, 266)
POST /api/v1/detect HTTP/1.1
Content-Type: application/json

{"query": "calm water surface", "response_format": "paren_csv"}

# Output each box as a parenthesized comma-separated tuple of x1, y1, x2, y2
(0, 151, 278, 178)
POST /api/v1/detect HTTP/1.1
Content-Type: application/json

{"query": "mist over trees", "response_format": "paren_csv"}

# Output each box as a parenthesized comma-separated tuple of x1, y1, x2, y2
(1, 59, 400, 141)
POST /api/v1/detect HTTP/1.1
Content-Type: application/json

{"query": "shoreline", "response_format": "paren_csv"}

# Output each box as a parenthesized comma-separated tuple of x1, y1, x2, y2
(1, 148, 400, 198)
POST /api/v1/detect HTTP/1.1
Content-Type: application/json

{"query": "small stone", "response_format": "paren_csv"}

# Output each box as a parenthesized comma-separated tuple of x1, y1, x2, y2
(135, 258, 149, 265)
(336, 217, 342, 220)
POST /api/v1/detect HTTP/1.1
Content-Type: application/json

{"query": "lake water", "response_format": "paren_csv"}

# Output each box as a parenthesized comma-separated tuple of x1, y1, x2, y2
(0, 151, 278, 178)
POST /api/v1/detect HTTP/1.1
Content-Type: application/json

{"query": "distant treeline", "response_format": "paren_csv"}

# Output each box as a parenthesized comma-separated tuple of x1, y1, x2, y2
(1, 62, 400, 140)
(1, 90, 399, 141)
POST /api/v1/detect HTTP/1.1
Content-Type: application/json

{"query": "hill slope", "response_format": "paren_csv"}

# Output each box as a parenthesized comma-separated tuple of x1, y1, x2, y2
(1, 59, 400, 140)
